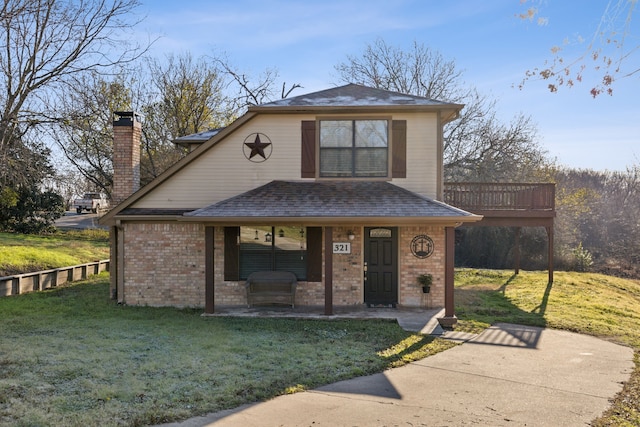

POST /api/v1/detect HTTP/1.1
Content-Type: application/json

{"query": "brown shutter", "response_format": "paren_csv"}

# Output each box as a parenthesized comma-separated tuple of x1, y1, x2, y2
(306, 226, 322, 282)
(224, 227, 240, 281)
(301, 121, 316, 178)
(392, 120, 407, 178)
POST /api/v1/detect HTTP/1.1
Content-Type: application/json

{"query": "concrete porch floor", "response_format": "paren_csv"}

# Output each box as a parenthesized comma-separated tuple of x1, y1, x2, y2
(203, 305, 475, 341)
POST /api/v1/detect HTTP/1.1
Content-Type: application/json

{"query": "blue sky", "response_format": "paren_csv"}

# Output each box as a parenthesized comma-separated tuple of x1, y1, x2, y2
(137, 0, 639, 172)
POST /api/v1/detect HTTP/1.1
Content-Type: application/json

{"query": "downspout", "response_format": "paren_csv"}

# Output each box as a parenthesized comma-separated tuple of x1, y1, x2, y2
(109, 226, 118, 300)
(115, 220, 125, 304)
(436, 111, 444, 200)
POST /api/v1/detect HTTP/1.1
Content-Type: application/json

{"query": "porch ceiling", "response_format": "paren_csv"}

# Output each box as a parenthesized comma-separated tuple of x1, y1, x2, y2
(181, 180, 482, 224)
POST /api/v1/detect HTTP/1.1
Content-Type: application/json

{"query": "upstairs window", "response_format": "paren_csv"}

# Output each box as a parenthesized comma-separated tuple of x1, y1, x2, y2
(319, 119, 389, 177)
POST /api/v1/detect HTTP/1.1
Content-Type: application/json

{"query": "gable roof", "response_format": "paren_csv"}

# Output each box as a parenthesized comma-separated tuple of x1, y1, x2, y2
(254, 83, 463, 111)
(181, 180, 481, 225)
(100, 84, 464, 225)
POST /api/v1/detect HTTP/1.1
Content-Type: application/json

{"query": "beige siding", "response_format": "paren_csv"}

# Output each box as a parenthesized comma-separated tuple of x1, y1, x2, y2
(134, 111, 441, 208)
(134, 114, 317, 208)
(389, 112, 439, 199)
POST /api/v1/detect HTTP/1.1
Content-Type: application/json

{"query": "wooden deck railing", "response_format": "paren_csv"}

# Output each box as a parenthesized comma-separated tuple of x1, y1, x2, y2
(443, 183, 555, 211)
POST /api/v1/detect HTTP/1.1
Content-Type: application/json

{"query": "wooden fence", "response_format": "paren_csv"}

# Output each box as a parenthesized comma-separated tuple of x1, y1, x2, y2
(0, 260, 109, 297)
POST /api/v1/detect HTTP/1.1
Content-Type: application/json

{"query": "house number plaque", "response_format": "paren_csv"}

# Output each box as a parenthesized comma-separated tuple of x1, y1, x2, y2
(333, 242, 351, 254)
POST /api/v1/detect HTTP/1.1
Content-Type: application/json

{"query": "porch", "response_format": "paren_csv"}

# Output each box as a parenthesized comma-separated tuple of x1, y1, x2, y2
(202, 305, 471, 338)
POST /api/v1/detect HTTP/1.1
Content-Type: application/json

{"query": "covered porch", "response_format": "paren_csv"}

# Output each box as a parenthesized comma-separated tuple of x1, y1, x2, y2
(185, 180, 482, 324)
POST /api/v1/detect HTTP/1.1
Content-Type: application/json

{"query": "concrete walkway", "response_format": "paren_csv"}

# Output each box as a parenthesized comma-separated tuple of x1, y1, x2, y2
(159, 322, 634, 427)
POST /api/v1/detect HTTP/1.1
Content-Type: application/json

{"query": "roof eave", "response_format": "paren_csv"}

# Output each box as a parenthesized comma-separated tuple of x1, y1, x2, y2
(248, 104, 464, 115)
(178, 214, 483, 226)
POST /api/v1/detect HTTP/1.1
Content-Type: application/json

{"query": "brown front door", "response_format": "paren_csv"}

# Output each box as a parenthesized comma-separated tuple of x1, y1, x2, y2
(364, 227, 398, 306)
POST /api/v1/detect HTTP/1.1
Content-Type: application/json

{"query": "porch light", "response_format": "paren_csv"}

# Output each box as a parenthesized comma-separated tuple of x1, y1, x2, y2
(278, 229, 285, 237)
(348, 231, 355, 240)
(265, 232, 272, 242)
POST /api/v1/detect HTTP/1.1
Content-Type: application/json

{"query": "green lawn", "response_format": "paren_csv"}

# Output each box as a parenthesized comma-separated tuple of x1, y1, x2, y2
(0, 230, 109, 276)
(2, 265, 640, 426)
(0, 275, 455, 426)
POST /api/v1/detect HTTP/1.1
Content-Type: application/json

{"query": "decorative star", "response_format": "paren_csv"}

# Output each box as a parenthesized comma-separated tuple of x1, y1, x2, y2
(244, 134, 271, 159)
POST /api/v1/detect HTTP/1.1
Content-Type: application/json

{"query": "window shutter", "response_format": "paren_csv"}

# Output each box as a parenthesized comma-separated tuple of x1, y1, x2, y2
(392, 120, 407, 178)
(306, 227, 322, 282)
(224, 227, 240, 281)
(301, 121, 316, 178)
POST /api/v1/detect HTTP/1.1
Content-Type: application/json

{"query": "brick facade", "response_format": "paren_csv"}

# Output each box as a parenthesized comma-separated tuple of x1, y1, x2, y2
(121, 223, 446, 309)
(399, 226, 445, 308)
(112, 113, 141, 206)
(123, 222, 205, 307)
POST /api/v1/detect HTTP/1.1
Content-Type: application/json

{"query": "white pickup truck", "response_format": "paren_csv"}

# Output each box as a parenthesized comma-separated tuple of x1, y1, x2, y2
(73, 192, 109, 214)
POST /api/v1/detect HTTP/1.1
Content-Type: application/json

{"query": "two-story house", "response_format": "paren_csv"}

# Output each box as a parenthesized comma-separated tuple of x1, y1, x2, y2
(100, 84, 484, 327)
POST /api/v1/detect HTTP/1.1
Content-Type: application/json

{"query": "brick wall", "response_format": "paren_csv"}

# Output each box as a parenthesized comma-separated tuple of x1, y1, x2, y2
(122, 223, 446, 309)
(112, 113, 141, 206)
(123, 222, 205, 307)
(210, 225, 446, 308)
(398, 226, 445, 308)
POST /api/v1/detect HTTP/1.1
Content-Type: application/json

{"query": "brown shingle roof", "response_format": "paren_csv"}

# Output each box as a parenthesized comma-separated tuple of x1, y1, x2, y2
(184, 181, 479, 223)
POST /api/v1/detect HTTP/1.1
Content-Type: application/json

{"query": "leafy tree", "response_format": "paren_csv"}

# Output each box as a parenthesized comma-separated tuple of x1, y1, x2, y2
(140, 53, 236, 184)
(0, 0, 146, 184)
(0, 137, 64, 233)
(551, 165, 640, 276)
(0, 185, 65, 234)
(517, 0, 638, 96)
(334, 38, 549, 182)
(53, 71, 133, 197)
(0, 0, 147, 231)
(0, 119, 58, 231)
(54, 53, 238, 193)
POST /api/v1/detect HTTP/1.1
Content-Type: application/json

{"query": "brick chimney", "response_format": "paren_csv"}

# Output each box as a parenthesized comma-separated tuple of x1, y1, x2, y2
(112, 111, 141, 206)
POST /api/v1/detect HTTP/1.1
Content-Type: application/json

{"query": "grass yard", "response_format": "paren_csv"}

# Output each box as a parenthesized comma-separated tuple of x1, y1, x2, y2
(0, 230, 109, 276)
(2, 266, 640, 426)
(0, 275, 455, 426)
(454, 269, 640, 426)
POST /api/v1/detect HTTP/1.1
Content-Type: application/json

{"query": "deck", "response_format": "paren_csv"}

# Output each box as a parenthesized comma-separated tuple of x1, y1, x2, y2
(443, 182, 555, 281)
(443, 183, 555, 226)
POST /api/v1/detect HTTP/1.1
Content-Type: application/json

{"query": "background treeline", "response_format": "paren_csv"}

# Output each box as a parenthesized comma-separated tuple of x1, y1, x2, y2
(456, 166, 640, 278)
(1, 2, 636, 278)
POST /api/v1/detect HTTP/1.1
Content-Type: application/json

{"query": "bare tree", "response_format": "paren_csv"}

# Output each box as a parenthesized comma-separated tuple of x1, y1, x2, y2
(517, 0, 638, 96)
(335, 39, 465, 100)
(214, 55, 302, 114)
(140, 53, 236, 183)
(54, 53, 240, 194)
(335, 38, 549, 182)
(0, 0, 147, 186)
(52, 71, 133, 196)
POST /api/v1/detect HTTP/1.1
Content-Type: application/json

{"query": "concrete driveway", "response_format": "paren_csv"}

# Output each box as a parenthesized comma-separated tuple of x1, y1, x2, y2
(55, 210, 107, 230)
(161, 323, 634, 427)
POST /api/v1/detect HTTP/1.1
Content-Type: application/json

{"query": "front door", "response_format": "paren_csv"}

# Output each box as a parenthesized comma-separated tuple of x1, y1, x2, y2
(364, 227, 398, 306)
